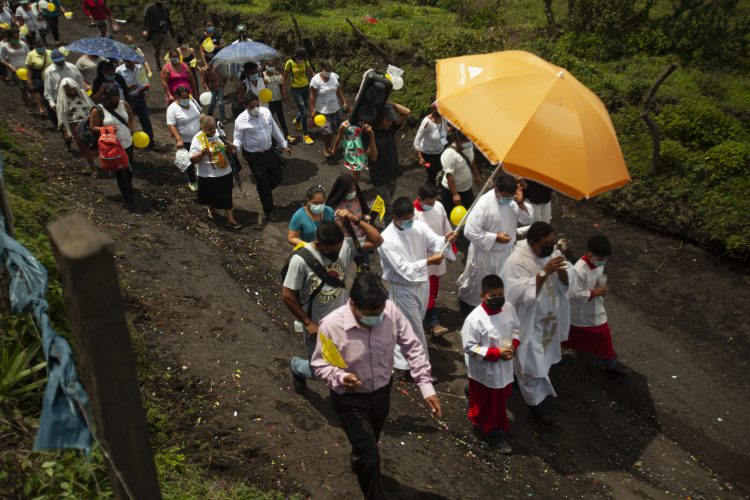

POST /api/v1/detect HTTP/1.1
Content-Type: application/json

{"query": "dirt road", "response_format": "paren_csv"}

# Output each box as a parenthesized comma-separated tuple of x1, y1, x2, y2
(5, 17, 748, 498)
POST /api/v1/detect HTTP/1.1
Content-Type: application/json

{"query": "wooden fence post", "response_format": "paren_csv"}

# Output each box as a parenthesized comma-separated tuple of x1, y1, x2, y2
(47, 213, 161, 500)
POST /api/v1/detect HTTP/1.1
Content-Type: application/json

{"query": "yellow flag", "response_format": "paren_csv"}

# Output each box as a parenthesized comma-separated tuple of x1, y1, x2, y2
(293, 241, 307, 251)
(319, 331, 348, 369)
(371, 195, 386, 222)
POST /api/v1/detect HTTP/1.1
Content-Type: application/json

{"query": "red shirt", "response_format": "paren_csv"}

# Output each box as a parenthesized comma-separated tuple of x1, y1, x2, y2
(82, 0, 111, 21)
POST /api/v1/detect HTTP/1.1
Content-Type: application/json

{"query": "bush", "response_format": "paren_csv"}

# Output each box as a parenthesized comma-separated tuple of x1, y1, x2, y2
(656, 98, 747, 150)
(691, 140, 750, 184)
(659, 139, 691, 173)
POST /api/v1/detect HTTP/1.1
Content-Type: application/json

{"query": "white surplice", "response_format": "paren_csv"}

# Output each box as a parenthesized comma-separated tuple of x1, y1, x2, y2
(461, 303, 521, 389)
(458, 191, 534, 307)
(379, 220, 455, 370)
(414, 200, 452, 277)
(500, 242, 573, 406)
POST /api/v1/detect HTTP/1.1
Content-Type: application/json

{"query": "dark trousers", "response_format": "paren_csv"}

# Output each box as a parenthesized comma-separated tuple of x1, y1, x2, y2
(331, 381, 392, 500)
(440, 184, 475, 214)
(182, 141, 196, 183)
(422, 152, 443, 185)
(268, 100, 289, 136)
(242, 149, 282, 215)
(129, 94, 154, 141)
(46, 16, 60, 42)
(116, 146, 135, 204)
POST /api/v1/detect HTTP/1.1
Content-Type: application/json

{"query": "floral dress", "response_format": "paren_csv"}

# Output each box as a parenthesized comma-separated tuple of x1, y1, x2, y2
(341, 120, 368, 172)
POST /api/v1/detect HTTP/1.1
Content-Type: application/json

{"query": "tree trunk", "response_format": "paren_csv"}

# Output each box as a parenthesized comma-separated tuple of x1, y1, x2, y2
(641, 63, 677, 176)
(544, 0, 556, 26)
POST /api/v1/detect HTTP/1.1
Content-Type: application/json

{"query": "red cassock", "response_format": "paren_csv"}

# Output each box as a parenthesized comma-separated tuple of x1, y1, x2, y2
(562, 323, 616, 360)
(468, 379, 513, 434)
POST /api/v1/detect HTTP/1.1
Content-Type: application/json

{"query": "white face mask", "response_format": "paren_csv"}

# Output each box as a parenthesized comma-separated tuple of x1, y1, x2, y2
(345, 191, 357, 201)
(321, 70, 331, 78)
(248, 107, 259, 117)
(266, 66, 275, 73)
(179, 98, 190, 107)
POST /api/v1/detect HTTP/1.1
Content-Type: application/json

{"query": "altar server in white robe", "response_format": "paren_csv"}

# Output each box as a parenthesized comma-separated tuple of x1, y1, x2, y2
(458, 174, 533, 317)
(500, 221, 574, 424)
(379, 197, 456, 370)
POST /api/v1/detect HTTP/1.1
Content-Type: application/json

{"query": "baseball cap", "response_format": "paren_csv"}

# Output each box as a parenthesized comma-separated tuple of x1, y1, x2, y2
(51, 50, 65, 62)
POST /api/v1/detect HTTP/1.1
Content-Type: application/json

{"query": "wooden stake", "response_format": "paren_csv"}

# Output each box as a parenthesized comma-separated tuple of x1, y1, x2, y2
(47, 214, 161, 500)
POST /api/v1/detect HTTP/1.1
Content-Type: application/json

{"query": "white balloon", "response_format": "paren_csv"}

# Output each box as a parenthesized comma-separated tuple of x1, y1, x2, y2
(38, 0, 49, 8)
(199, 91, 212, 106)
(392, 76, 404, 91)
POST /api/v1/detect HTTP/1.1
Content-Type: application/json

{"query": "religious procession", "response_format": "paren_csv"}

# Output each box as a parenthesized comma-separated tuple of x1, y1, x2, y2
(1, 1, 747, 498)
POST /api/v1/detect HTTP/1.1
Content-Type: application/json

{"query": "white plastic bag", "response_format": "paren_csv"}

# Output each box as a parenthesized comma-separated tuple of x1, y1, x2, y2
(174, 148, 191, 172)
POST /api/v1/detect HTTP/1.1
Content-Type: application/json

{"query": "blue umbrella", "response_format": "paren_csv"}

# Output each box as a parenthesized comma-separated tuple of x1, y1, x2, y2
(64, 37, 144, 63)
(211, 41, 280, 65)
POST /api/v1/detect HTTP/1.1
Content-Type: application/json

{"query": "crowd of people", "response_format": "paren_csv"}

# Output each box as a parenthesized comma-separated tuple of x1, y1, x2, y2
(0, 4, 627, 498)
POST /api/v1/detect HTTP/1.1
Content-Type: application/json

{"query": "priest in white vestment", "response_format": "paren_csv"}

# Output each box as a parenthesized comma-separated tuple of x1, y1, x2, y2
(500, 221, 574, 424)
(458, 174, 533, 316)
(379, 197, 455, 370)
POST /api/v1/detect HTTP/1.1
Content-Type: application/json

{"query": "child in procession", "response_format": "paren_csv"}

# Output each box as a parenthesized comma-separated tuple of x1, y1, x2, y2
(461, 274, 520, 454)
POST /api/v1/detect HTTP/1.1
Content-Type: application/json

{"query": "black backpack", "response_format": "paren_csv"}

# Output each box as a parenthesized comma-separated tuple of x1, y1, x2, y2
(76, 105, 104, 150)
(280, 247, 345, 316)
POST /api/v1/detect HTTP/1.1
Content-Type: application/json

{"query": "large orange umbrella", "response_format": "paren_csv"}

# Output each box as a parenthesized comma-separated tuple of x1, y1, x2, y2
(436, 50, 630, 199)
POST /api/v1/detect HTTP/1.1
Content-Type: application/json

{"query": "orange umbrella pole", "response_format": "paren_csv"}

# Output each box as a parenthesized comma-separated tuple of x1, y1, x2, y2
(440, 163, 505, 254)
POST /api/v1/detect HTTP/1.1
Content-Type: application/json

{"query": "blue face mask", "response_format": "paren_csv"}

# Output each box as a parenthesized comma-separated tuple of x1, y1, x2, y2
(400, 218, 415, 230)
(206, 27, 215, 34)
(105, 74, 116, 81)
(359, 313, 384, 327)
(497, 196, 514, 206)
(422, 203, 434, 212)
(35, 47, 45, 55)
(309, 203, 325, 215)
(462, 141, 473, 150)
(249, 73, 259, 81)
(595, 260, 606, 267)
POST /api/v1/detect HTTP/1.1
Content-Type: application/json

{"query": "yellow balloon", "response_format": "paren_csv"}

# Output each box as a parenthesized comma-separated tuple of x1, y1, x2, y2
(384, 73, 393, 81)
(19, 25, 29, 36)
(450, 205, 467, 226)
(47, 2, 56, 11)
(16, 67, 29, 81)
(202, 37, 215, 53)
(64, 11, 72, 19)
(132, 131, 150, 149)
(258, 88, 273, 103)
(86, 88, 92, 96)
(314, 114, 326, 127)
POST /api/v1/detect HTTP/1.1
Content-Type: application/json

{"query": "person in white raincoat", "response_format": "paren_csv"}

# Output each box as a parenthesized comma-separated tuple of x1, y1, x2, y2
(458, 174, 533, 316)
(500, 221, 574, 424)
(379, 197, 455, 371)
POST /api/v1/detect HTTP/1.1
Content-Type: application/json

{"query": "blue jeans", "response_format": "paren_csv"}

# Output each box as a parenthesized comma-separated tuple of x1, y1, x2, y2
(290, 330, 317, 380)
(130, 94, 154, 140)
(291, 86, 309, 134)
(208, 90, 226, 120)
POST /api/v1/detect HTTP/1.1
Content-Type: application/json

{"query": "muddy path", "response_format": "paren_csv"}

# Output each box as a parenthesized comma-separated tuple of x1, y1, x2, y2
(3, 16, 749, 498)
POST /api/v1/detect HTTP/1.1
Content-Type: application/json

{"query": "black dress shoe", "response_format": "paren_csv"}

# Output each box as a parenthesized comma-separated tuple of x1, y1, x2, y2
(488, 431, 512, 454)
(606, 364, 629, 378)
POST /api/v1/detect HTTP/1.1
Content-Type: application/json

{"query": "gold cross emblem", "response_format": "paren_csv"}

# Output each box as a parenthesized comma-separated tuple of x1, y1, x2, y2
(540, 311, 557, 351)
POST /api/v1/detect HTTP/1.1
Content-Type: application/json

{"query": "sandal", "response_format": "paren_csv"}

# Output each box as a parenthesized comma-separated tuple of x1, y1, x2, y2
(90, 171, 99, 179)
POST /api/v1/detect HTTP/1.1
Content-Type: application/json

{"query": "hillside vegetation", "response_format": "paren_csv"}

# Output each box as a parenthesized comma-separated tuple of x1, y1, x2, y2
(115, 0, 750, 255)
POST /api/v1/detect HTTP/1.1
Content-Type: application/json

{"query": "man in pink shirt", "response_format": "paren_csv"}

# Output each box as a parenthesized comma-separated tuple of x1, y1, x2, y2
(312, 272, 442, 499)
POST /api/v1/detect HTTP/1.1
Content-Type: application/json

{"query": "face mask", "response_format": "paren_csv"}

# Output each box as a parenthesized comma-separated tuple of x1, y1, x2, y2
(206, 27, 215, 34)
(248, 107, 260, 117)
(266, 66, 275, 73)
(321, 70, 331, 78)
(321, 251, 339, 262)
(105, 74, 116, 81)
(170, 57, 180, 64)
(359, 312, 384, 327)
(10, 39, 20, 47)
(345, 191, 357, 201)
(249, 73, 259, 81)
(538, 243, 555, 258)
(595, 260, 606, 268)
(35, 47, 45, 54)
(485, 297, 505, 310)
(309, 203, 325, 215)
(399, 218, 414, 230)
(422, 203, 434, 211)
(179, 98, 190, 107)
(497, 196, 514, 206)
(462, 141, 473, 150)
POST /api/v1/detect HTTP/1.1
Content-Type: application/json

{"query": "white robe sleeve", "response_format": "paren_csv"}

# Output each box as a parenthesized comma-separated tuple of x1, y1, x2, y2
(569, 263, 592, 302)
(501, 256, 538, 307)
(464, 198, 498, 252)
(423, 222, 455, 262)
(379, 241, 428, 282)
(517, 201, 534, 225)
(461, 317, 489, 359)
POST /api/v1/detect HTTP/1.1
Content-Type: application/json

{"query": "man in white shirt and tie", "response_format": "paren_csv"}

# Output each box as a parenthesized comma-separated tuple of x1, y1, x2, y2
(233, 91, 291, 227)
